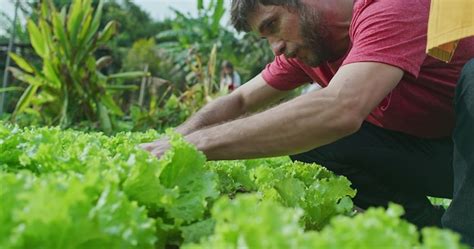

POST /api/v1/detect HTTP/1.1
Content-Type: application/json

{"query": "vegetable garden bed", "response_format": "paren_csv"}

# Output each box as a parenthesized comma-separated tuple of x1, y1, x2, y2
(0, 122, 468, 248)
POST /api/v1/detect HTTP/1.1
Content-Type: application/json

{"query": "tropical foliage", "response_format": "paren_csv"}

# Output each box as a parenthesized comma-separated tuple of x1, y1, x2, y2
(6, 0, 147, 132)
(1, 0, 273, 132)
(155, 0, 272, 85)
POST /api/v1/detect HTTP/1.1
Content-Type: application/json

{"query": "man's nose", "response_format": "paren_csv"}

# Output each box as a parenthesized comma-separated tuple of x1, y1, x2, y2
(270, 39, 286, 56)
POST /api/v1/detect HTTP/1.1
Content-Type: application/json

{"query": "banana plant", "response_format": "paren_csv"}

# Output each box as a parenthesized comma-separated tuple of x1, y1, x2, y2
(5, 0, 148, 133)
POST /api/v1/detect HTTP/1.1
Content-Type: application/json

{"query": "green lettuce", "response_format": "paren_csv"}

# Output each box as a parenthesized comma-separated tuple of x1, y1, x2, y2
(0, 171, 156, 249)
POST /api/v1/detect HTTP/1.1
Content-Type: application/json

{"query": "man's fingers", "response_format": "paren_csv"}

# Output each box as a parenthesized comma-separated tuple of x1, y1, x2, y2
(139, 142, 155, 151)
(139, 143, 165, 158)
(151, 148, 164, 159)
(139, 138, 170, 158)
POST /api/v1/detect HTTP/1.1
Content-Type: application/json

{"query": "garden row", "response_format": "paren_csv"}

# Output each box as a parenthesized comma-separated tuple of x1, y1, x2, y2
(0, 122, 467, 248)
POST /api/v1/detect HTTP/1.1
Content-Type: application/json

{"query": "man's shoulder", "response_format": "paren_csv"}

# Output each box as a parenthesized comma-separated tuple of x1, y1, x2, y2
(353, 0, 430, 21)
(346, 0, 432, 78)
(350, 0, 430, 40)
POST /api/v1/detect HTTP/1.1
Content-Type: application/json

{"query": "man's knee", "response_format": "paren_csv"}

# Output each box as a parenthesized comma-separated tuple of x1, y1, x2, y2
(455, 59, 474, 103)
(463, 59, 474, 72)
(459, 59, 474, 83)
(290, 150, 326, 165)
(290, 148, 351, 176)
(289, 143, 342, 166)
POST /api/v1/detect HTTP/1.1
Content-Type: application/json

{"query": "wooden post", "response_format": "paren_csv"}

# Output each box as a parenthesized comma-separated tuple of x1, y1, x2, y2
(0, 0, 20, 115)
(138, 64, 149, 107)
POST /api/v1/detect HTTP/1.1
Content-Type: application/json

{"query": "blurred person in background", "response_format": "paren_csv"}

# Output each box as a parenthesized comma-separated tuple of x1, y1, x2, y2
(220, 60, 241, 92)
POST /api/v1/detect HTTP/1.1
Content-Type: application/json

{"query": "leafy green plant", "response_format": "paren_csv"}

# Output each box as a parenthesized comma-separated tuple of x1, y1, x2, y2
(185, 198, 469, 249)
(5, 0, 147, 132)
(0, 172, 157, 249)
(0, 123, 219, 248)
(0, 122, 469, 249)
(183, 194, 310, 249)
(129, 94, 191, 132)
(207, 158, 356, 230)
(309, 204, 469, 249)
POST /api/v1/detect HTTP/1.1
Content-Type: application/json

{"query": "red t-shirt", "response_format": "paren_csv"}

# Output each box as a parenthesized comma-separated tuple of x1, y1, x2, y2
(262, 0, 474, 138)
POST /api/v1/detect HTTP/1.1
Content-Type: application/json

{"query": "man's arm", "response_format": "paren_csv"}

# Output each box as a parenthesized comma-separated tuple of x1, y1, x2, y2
(176, 73, 288, 135)
(183, 62, 403, 160)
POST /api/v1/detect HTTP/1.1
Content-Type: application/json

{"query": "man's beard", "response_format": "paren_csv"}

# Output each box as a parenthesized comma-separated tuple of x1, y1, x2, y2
(296, 6, 332, 67)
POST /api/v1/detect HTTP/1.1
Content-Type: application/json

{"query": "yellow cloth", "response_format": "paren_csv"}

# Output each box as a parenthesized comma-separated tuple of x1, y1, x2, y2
(427, 0, 474, 62)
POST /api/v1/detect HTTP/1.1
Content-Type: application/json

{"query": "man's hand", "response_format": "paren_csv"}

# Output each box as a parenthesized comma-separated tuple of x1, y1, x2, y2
(139, 138, 171, 158)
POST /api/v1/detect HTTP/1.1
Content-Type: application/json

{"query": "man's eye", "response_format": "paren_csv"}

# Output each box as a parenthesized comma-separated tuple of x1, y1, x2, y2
(267, 20, 276, 32)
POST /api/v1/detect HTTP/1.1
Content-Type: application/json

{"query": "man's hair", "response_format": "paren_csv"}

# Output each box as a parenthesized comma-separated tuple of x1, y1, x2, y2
(231, 0, 300, 32)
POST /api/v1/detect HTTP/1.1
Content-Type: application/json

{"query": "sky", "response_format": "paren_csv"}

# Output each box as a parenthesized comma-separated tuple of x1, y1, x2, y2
(0, 0, 232, 35)
(135, 0, 220, 20)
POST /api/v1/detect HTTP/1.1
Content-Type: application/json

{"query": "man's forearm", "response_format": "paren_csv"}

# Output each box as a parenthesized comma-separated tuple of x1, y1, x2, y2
(175, 94, 246, 135)
(184, 88, 361, 160)
(182, 62, 404, 160)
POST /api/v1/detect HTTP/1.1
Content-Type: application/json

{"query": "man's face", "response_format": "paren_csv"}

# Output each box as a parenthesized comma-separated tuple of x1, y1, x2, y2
(248, 2, 331, 67)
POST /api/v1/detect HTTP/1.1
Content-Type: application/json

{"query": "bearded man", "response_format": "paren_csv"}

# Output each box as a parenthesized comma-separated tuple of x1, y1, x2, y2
(142, 0, 474, 245)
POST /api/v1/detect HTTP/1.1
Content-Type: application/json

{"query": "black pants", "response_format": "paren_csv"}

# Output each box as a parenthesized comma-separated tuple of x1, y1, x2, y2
(290, 59, 474, 246)
(443, 59, 474, 246)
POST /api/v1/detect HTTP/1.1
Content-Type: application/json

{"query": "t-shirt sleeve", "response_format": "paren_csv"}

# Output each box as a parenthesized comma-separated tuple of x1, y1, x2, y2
(261, 55, 312, 90)
(342, 0, 429, 78)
